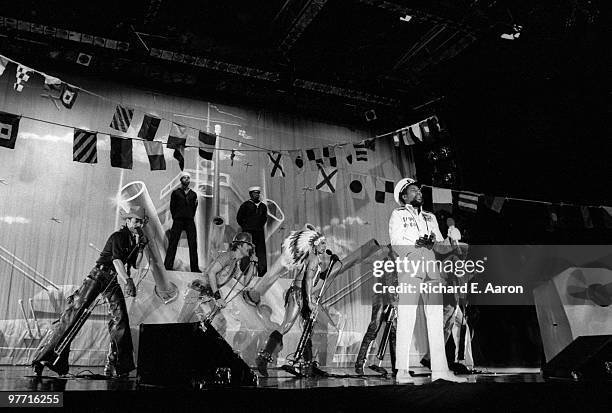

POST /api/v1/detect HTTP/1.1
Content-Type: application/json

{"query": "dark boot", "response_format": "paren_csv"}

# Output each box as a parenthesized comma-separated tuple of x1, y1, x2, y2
(256, 330, 283, 377)
(355, 334, 371, 375)
(103, 343, 117, 377)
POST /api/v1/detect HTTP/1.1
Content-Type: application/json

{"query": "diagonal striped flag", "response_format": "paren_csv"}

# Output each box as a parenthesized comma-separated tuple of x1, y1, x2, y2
(457, 192, 479, 212)
(198, 131, 216, 160)
(109, 105, 134, 132)
(73, 129, 97, 163)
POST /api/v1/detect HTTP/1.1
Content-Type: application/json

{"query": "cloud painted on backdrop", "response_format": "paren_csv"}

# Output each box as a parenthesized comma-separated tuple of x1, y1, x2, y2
(0, 216, 31, 224)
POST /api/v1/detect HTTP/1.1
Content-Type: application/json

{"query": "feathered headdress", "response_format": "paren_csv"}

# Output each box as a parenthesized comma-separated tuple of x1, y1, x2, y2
(280, 224, 325, 270)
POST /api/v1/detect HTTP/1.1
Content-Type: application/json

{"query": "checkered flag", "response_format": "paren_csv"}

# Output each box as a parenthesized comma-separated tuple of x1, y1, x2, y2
(14, 65, 31, 92)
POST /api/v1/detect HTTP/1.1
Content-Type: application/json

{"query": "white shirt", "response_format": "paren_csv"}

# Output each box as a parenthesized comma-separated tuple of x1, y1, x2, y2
(389, 204, 444, 280)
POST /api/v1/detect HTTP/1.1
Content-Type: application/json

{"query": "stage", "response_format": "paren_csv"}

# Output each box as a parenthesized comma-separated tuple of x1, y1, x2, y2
(1, 366, 611, 412)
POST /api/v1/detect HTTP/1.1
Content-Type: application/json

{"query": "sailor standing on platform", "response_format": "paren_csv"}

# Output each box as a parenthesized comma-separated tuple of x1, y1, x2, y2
(236, 186, 268, 277)
(164, 172, 200, 272)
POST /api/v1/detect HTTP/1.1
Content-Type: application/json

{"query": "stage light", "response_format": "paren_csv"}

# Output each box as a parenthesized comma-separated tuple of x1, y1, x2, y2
(400, 15, 412, 23)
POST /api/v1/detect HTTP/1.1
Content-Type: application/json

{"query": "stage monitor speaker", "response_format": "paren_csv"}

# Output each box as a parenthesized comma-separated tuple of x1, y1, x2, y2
(542, 335, 612, 380)
(137, 322, 258, 387)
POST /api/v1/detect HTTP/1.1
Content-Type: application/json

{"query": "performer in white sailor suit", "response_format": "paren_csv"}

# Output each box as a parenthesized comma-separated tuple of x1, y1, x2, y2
(389, 177, 467, 383)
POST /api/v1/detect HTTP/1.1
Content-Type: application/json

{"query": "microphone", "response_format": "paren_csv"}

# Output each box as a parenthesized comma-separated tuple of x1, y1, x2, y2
(88, 243, 102, 253)
(326, 249, 340, 262)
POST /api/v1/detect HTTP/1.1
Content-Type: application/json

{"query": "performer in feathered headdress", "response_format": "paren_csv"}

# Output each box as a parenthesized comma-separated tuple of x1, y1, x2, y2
(254, 224, 327, 377)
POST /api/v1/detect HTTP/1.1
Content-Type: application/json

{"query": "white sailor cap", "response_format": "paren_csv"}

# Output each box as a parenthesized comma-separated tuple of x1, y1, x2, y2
(393, 177, 419, 206)
(248, 186, 262, 193)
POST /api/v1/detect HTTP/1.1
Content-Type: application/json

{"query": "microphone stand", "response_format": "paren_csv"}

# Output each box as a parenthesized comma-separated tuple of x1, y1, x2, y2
(283, 252, 339, 377)
(368, 304, 396, 376)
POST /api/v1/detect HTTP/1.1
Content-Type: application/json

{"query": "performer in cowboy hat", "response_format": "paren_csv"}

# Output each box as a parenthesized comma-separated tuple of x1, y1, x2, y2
(31, 206, 149, 378)
(389, 178, 467, 383)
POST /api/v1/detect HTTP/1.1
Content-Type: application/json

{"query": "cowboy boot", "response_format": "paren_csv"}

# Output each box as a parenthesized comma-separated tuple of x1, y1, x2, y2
(354, 336, 371, 375)
(103, 343, 117, 377)
(255, 330, 283, 377)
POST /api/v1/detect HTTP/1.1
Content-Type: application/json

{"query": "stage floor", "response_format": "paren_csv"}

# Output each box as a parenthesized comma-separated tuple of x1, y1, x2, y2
(1, 366, 611, 412)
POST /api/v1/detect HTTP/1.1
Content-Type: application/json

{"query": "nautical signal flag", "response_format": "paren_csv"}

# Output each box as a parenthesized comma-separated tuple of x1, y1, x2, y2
(143, 141, 166, 170)
(0, 111, 21, 149)
(306, 147, 323, 171)
(198, 131, 216, 160)
(60, 84, 78, 109)
(138, 114, 161, 141)
(14, 65, 31, 92)
(288, 149, 305, 174)
(109, 105, 134, 133)
(0, 56, 8, 76)
(349, 173, 367, 200)
(110, 136, 133, 169)
(316, 164, 338, 193)
(72, 129, 97, 163)
(268, 152, 286, 177)
(322, 146, 337, 167)
(353, 139, 375, 162)
(168, 123, 188, 170)
(457, 192, 479, 212)
(374, 177, 394, 203)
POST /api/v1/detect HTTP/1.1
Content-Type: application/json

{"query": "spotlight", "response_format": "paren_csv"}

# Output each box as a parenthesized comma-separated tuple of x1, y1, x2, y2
(400, 15, 412, 23)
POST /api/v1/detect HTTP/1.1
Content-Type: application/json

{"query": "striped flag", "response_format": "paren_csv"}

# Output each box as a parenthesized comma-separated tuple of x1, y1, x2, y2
(457, 192, 479, 212)
(198, 131, 216, 160)
(110, 136, 133, 169)
(138, 114, 161, 141)
(109, 105, 134, 132)
(73, 129, 97, 163)
(353, 140, 374, 162)
(167, 123, 188, 170)
(143, 141, 166, 170)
